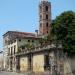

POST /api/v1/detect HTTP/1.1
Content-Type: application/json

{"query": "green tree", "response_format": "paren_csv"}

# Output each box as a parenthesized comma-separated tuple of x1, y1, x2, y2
(51, 11, 75, 56)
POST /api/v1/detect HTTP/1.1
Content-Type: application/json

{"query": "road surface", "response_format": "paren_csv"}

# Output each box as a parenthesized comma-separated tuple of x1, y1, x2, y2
(0, 71, 24, 75)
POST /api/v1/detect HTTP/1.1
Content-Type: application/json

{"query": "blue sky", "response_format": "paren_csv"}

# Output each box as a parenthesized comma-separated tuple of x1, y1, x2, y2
(0, 0, 75, 50)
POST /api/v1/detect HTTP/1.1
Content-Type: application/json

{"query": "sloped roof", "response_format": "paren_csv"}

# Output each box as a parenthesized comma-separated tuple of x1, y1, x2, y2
(3, 31, 40, 39)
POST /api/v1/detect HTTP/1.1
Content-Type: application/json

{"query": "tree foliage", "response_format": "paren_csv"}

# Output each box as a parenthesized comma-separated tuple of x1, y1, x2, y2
(51, 11, 75, 56)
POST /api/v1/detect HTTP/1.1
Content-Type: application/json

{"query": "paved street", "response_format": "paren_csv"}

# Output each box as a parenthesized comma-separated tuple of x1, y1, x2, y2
(0, 71, 24, 75)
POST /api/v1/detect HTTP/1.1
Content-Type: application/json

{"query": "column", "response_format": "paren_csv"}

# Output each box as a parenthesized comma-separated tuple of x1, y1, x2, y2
(15, 56, 20, 72)
(28, 54, 33, 71)
(44, 52, 50, 71)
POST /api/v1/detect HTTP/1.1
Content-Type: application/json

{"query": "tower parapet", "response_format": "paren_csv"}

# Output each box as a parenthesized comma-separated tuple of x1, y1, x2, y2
(41, 0, 48, 1)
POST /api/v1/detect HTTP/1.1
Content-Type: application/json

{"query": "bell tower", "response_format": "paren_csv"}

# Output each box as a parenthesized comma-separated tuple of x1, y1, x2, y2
(39, 0, 51, 36)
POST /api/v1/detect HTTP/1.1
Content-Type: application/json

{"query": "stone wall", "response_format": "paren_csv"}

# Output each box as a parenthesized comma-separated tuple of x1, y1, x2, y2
(64, 56, 75, 75)
(70, 56, 75, 74)
(33, 54, 44, 72)
(20, 57, 28, 72)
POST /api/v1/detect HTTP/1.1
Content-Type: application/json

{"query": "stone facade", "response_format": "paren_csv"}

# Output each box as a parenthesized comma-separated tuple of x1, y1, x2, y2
(3, 31, 39, 71)
(20, 57, 28, 72)
(33, 54, 44, 72)
(3, 31, 64, 74)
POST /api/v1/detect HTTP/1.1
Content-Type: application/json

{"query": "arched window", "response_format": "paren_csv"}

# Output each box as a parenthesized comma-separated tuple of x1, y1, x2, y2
(40, 15, 42, 20)
(40, 6, 42, 12)
(46, 22, 48, 27)
(47, 31, 48, 33)
(46, 6, 48, 11)
(46, 14, 48, 19)
(40, 23, 42, 27)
